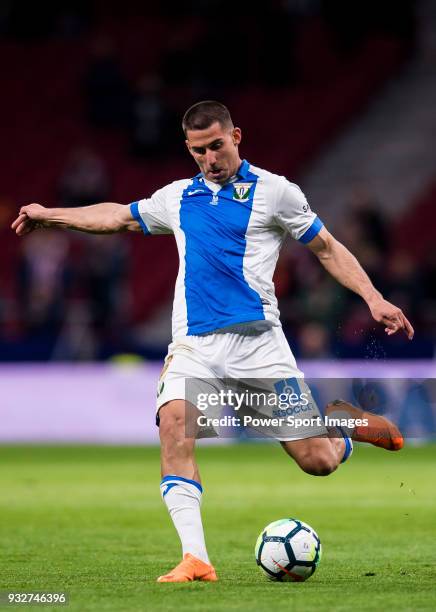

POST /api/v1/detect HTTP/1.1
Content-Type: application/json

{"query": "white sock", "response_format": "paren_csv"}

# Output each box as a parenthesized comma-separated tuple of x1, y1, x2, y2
(160, 475, 210, 564)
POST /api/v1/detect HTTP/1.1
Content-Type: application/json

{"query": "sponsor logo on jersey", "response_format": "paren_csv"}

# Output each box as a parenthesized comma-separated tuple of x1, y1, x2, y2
(233, 182, 253, 201)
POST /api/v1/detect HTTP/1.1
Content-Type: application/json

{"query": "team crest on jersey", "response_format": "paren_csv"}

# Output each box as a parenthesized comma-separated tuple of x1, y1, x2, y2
(233, 182, 252, 201)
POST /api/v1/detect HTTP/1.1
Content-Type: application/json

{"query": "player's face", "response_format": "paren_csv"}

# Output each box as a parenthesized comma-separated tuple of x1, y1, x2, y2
(185, 122, 242, 184)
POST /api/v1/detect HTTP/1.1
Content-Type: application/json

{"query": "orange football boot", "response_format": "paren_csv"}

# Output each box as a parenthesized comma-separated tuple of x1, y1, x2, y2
(325, 399, 404, 451)
(157, 553, 218, 583)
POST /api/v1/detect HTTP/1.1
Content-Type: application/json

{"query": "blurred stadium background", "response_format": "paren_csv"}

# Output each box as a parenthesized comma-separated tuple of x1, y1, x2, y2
(0, 0, 435, 444)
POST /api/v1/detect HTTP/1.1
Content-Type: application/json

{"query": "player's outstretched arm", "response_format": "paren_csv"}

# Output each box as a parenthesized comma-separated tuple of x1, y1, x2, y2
(307, 226, 414, 340)
(11, 202, 141, 236)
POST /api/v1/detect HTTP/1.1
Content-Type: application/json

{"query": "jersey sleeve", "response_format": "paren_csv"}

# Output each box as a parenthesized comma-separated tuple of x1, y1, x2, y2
(129, 185, 173, 235)
(274, 177, 323, 243)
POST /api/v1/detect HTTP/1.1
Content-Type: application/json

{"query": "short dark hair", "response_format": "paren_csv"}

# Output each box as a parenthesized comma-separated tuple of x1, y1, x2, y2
(182, 100, 233, 134)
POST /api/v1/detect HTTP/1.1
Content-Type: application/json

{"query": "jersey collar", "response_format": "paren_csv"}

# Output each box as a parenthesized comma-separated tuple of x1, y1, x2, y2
(194, 159, 250, 182)
(237, 159, 249, 179)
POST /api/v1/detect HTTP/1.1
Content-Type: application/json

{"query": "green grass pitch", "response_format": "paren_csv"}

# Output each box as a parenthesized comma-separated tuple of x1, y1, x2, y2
(0, 443, 435, 611)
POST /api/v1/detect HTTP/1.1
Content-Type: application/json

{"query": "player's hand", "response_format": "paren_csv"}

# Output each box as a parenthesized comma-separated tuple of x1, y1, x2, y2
(11, 203, 49, 236)
(368, 296, 414, 340)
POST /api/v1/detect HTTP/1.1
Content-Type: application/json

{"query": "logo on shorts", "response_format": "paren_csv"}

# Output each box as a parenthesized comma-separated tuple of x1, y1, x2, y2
(233, 182, 253, 201)
(274, 378, 300, 397)
(273, 378, 312, 413)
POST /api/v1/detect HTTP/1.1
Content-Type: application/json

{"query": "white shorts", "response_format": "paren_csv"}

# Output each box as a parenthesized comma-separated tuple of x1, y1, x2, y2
(156, 324, 327, 442)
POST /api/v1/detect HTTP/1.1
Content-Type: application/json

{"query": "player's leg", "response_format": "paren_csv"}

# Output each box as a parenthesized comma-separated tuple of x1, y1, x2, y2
(281, 395, 403, 476)
(280, 434, 349, 476)
(157, 399, 217, 582)
(159, 399, 200, 481)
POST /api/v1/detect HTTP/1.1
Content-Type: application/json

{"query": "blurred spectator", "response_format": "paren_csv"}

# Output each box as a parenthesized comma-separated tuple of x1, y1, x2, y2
(349, 185, 390, 254)
(385, 251, 420, 319)
(129, 75, 169, 158)
(58, 147, 110, 207)
(336, 189, 390, 294)
(18, 231, 71, 337)
(51, 234, 130, 361)
(280, 245, 342, 325)
(297, 322, 331, 358)
(78, 234, 129, 336)
(83, 37, 131, 128)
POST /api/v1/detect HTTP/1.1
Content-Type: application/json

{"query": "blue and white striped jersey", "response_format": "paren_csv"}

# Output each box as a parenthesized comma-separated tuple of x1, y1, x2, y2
(130, 160, 323, 339)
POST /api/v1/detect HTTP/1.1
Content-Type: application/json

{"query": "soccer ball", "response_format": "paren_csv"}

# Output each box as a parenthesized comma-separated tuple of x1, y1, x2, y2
(255, 518, 321, 582)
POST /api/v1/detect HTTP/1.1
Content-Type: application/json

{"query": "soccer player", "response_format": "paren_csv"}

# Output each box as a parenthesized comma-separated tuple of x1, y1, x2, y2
(12, 101, 414, 583)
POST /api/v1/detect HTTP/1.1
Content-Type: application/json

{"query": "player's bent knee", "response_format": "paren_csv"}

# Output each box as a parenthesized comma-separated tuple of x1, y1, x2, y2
(299, 451, 339, 476)
(282, 438, 340, 476)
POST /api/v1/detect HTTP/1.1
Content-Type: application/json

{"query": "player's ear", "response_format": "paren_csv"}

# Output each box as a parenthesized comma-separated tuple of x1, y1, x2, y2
(232, 127, 242, 146)
(185, 139, 194, 156)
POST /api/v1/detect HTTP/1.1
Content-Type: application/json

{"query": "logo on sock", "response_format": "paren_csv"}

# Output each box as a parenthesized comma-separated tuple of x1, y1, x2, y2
(162, 482, 178, 497)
